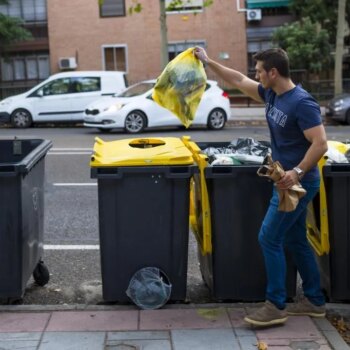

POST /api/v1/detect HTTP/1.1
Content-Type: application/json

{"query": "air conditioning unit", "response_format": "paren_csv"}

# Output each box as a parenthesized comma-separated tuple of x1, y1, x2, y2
(58, 57, 77, 70)
(247, 9, 262, 21)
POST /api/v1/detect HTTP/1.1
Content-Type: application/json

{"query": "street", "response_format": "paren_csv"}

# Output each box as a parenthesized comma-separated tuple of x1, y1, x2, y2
(0, 124, 349, 305)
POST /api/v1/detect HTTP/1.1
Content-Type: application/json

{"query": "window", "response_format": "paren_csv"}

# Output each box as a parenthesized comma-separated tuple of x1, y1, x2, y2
(0, 0, 47, 22)
(100, 0, 125, 17)
(72, 77, 101, 93)
(42, 78, 70, 96)
(168, 41, 205, 61)
(166, 0, 203, 12)
(1, 53, 50, 81)
(102, 45, 127, 71)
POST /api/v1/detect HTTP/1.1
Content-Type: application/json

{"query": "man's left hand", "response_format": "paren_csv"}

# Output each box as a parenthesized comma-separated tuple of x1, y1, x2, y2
(276, 170, 299, 190)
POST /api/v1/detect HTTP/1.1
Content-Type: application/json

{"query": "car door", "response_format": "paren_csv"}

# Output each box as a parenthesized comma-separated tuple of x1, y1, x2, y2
(68, 76, 102, 121)
(145, 92, 182, 127)
(30, 77, 73, 122)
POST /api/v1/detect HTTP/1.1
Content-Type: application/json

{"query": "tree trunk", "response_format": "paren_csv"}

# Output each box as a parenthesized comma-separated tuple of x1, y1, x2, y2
(334, 0, 346, 95)
(159, 0, 168, 69)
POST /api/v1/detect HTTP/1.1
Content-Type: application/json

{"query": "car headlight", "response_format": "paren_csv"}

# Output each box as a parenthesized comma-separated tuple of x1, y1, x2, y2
(334, 99, 344, 107)
(104, 103, 124, 113)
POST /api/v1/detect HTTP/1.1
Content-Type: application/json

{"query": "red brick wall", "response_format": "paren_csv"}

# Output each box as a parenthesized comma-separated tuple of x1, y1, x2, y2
(47, 0, 248, 85)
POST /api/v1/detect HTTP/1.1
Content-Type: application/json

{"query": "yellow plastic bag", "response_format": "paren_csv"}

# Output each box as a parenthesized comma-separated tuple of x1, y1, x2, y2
(152, 47, 207, 128)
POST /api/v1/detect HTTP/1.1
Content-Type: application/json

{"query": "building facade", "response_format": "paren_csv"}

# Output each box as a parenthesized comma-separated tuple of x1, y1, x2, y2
(0, 0, 49, 98)
(1, 0, 251, 98)
(46, 0, 248, 85)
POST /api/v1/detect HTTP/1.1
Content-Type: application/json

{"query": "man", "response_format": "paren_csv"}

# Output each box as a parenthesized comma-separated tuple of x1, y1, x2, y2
(194, 47, 328, 327)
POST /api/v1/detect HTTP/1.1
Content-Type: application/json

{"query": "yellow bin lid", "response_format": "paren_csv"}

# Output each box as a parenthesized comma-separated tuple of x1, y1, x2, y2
(90, 137, 194, 167)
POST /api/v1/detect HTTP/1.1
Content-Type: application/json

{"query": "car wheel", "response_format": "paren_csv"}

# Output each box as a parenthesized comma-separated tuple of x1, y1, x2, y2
(125, 110, 147, 133)
(11, 109, 33, 128)
(207, 108, 226, 130)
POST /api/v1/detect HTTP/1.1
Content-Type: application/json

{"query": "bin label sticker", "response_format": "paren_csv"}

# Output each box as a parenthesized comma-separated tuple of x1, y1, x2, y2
(32, 187, 39, 211)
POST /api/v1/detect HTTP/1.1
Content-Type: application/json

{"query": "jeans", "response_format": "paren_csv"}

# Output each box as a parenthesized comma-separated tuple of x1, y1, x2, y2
(258, 179, 325, 309)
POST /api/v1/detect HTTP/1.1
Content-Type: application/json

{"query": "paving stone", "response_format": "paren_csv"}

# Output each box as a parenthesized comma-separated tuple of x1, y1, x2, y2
(140, 308, 231, 330)
(0, 313, 50, 332)
(108, 331, 170, 341)
(321, 330, 350, 350)
(0, 332, 41, 349)
(39, 332, 105, 350)
(106, 339, 171, 350)
(290, 340, 321, 349)
(227, 308, 247, 328)
(255, 316, 324, 340)
(172, 329, 240, 350)
(46, 311, 138, 332)
(313, 318, 337, 332)
(236, 335, 259, 350)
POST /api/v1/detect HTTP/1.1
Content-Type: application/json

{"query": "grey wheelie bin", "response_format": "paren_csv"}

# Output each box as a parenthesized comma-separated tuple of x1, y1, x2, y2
(0, 138, 52, 301)
(183, 137, 297, 301)
(90, 137, 195, 303)
(306, 141, 350, 301)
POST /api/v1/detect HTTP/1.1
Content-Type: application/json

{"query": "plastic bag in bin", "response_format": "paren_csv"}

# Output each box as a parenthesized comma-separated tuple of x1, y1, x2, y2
(152, 47, 207, 128)
(126, 267, 172, 310)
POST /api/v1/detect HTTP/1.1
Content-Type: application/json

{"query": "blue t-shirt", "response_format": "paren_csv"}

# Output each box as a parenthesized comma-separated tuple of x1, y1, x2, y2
(258, 84, 322, 181)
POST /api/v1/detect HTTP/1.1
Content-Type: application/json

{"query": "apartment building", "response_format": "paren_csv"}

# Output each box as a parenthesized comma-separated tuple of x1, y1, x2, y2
(245, 0, 295, 73)
(47, 0, 248, 85)
(0, 0, 295, 99)
(0, 0, 249, 98)
(0, 0, 49, 98)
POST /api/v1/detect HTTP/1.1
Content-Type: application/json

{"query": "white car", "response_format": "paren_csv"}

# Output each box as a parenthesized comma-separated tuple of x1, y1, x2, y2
(0, 71, 127, 128)
(83, 80, 230, 133)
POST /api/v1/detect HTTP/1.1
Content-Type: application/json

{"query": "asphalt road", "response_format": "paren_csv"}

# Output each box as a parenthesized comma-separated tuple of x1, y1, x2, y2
(0, 124, 349, 305)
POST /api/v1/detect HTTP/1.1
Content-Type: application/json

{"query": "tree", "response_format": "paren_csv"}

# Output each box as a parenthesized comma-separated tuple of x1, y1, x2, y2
(272, 17, 332, 74)
(127, 0, 213, 69)
(288, 0, 350, 94)
(289, 0, 350, 44)
(0, 1, 32, 53)
(335, 0, 347, 95)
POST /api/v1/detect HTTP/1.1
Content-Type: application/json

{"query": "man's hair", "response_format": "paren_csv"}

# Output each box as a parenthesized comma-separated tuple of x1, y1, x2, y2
(253, 48, 290, 78)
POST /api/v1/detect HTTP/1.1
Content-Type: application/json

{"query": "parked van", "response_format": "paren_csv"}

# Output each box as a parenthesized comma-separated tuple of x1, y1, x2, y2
(0, 71, 127, 128)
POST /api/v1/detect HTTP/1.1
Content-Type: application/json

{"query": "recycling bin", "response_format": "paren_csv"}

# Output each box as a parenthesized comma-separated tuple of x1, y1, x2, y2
(0, 138, 52, 300)
(184, 139, 297, 301)
(90, 137, 195, 302)
(316, 163, 350, 301)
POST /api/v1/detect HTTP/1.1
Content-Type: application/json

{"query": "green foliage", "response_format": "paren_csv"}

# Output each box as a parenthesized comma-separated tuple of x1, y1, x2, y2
(0, 13, 32, 49)
(272, 17, 332, 73)
(128, 1, 143, 15)
(129, 0, 214, 14)
(289, 0, 350, 43)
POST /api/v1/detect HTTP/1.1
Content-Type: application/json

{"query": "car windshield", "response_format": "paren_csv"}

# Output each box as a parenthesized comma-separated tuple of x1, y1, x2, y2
(117, 82, 155, 97)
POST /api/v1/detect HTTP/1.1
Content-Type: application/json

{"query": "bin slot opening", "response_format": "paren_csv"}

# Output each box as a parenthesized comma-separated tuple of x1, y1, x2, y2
(210, 166, 234, 174)
(96, 168, 117, 175)
(129, 139, 166, 149)
(170, 166, 191, 174)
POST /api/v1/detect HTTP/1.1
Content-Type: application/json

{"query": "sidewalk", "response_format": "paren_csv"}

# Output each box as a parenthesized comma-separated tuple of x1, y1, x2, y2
(0, 303, 348, 349)
(227, 106, 327, 124)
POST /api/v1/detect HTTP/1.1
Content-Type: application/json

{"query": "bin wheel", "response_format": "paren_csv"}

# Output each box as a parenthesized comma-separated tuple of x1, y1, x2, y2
(33, 261, 50, 286)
